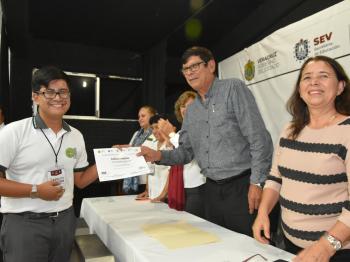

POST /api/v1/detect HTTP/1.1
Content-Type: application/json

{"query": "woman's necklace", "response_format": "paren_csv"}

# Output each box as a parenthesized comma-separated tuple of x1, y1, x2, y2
(323, 113, 338, 127)
(309, 112, 338, 129)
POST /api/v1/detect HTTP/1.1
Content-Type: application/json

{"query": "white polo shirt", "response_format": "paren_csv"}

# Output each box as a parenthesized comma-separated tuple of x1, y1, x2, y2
(0, 114, 89, 213)
(170, 132, 206, 188)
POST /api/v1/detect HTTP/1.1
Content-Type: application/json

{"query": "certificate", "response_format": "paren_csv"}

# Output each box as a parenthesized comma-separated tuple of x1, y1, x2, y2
(93, 147, 151, 182)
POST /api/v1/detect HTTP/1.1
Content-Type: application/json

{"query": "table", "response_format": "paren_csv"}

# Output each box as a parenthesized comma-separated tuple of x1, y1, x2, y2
(80, 196, 294, 262)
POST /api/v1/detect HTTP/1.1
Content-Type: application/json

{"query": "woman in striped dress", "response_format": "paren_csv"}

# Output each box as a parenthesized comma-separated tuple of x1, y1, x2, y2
(253, 56, 350, 262)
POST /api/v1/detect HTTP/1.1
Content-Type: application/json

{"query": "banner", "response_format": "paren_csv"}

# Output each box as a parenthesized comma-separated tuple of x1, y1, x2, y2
(218, 1, 350, 144)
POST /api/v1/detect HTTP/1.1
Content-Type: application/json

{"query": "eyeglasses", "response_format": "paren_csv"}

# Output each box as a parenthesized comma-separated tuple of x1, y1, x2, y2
(35, 89, 71, 99)
(181, 61, 206, 74)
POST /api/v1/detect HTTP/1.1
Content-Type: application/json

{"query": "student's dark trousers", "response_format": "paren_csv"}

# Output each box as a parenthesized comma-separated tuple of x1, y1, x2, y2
(0, 206, 76, 262)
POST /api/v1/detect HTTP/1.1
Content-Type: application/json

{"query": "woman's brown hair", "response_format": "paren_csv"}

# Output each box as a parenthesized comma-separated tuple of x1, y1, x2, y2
(174, 91, 197, 123)
(287, 56, 350, 139)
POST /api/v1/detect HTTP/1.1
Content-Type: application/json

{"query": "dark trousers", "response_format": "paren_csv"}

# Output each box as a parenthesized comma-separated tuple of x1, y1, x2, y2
(1, 207, 76, 262)
(284, 234, 350, 261)
(204, 173, 255, 236)
(184, 184, 205, 219)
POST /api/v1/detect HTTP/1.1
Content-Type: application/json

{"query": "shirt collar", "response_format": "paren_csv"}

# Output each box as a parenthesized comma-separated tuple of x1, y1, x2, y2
(204, 77, 219, 99)
(33, 113, 71, 132)
(195, 77, 218, 103)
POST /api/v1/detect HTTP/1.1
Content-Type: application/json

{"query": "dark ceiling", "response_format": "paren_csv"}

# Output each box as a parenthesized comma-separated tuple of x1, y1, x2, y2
(2, 0, 343, 61)
(0, 0, 343, 122)
(2, 0, 268, 58)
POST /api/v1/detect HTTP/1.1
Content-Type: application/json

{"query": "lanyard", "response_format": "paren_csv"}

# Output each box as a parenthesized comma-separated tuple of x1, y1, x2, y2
(40, 128, 64, 167)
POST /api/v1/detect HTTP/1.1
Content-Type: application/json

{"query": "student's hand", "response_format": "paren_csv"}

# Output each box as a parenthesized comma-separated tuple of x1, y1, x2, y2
(158, 119, 176, 137)
(158, 131, 174, 149)
(252, 212, 271, 244)
(150, 195, 165, 203)
(136, 191, 148, 200)
(112, 144, 130, 150)
(37, 180, 65, 201)
(248, 184, 262, 214)
(293, 238, 334, 262)
(137, 146, 162, 162)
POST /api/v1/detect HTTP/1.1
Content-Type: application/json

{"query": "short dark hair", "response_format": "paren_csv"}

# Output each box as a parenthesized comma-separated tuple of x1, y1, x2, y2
(181, 46, 215, 65)
(31, 66, 69, 92)
(149, 114, 168, 126)
(0, 104, 4, 116)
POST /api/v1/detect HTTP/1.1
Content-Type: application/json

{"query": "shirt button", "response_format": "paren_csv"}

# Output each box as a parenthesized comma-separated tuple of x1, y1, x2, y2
(206, 135, 209, 138)
(206, 151, 208, 153)
(206, 121, 208, 123)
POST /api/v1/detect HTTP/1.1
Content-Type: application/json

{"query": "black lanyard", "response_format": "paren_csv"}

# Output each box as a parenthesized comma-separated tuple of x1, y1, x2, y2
(40, 128, 64, 167)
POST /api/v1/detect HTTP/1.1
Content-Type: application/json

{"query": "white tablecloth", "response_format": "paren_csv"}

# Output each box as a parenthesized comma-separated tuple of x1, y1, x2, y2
(80, 196, 294, 262)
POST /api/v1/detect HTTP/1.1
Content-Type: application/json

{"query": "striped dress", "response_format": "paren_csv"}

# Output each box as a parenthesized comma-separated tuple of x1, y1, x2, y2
(265, 117, 350, 249)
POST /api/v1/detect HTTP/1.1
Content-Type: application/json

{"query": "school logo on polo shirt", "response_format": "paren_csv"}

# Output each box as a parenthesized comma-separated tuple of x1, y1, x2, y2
(66, 147, 77, 158)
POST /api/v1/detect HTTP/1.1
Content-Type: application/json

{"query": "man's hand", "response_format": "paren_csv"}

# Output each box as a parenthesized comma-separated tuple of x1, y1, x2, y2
(248, 184, 262, 214)
(37, 180, 65, 201)
(137, 146, 162, 162)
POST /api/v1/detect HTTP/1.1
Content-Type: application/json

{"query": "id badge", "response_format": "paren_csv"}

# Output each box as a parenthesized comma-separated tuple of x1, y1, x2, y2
(47, 166, 66, 188)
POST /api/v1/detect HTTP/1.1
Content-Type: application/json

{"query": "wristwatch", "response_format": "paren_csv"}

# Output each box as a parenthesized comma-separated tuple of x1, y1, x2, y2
(30, 184, 39, 199)
(323, 232, 342, 251)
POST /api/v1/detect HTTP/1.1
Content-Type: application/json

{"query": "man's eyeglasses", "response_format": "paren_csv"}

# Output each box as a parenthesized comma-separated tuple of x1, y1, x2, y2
(181, 61, 206, 74)
(35, 89, 71, 99)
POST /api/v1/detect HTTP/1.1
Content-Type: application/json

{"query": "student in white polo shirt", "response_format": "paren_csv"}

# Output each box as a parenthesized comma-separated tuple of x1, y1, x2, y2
(0, 66, 98, 262)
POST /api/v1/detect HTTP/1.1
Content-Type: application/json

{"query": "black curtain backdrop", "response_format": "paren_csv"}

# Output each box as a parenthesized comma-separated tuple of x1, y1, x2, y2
(142, 40, 167, 113)
(0, 17, 9, 122)
(99, 77, 142, 119)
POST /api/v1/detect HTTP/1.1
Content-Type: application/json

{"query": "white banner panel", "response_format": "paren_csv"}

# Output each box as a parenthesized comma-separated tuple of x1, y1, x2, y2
(219, 1, 350, 144)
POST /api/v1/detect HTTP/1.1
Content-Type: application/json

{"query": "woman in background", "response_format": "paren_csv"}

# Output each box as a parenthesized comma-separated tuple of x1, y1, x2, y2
(159, 91, 206, 217)
(122, 105, 156, 194)
(253, 56, 350, 262)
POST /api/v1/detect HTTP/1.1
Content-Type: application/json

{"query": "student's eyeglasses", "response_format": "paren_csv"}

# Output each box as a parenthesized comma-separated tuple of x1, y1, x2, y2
(181, 61, 206, 74)
(35, 89, 71, 99)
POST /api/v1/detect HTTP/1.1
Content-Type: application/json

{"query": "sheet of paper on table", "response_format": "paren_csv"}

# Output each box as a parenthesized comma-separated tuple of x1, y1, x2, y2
(94, 147, 151, 182)
(142, 220, 220, 249)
